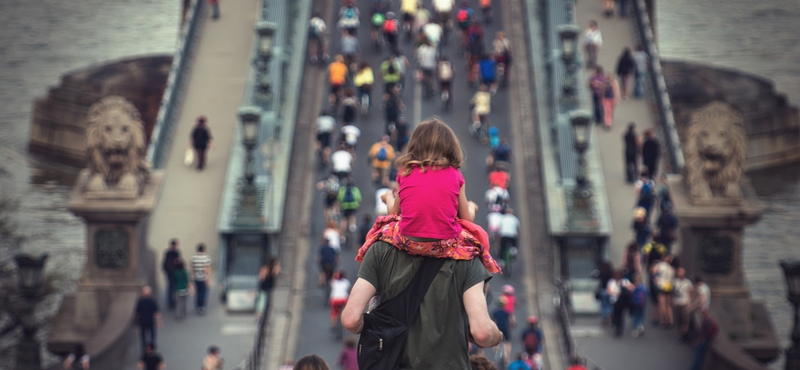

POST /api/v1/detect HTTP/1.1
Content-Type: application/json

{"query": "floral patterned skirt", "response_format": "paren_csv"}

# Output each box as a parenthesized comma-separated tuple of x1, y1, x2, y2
(356, 214, 502, 274)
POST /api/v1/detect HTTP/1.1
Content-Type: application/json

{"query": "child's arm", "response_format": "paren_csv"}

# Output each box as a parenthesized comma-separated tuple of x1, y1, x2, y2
(457, 185, 478, 221)
(381, 187, 401, 215)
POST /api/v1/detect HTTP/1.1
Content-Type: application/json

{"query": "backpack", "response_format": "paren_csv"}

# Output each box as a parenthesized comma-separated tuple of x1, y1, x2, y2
(372, 12, 385, 27)
(639, 180, 655, 204)
(383, 19, 398, 34)
(376, 145, 388, 161)
(344, 7, 356, 20)
(357, 258, 446, 370)
(438, 61, 453, 81)
(343, 186, 356, 203)
(456, 8, 469, 23)
(522, 330, 539, 353)
(325, 177, 340, 198)
(632, 284, 646, 308)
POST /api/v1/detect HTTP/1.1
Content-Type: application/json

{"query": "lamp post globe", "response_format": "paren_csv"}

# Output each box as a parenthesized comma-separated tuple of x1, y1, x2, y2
(238, 106, 262, 148)
(570, 110, 592, 153)
(14, 253, 48, 299)
(558, 24, 580, 66)
(255, 21, 277, 61)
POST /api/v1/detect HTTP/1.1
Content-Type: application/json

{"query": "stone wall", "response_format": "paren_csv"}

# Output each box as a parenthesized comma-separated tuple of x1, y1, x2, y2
(28, 55, 172, 167)
(663, 60, 800, 170)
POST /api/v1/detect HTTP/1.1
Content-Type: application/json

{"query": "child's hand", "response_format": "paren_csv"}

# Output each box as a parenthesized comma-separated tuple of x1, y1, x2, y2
(468, 201, 478, 215)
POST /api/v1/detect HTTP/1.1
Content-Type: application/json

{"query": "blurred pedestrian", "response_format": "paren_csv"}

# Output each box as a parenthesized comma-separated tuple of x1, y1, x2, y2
(615, 47, 636, 99)
(309, 13, 329, 64)
(191, 243, 212, 315)
(369, 135, 396, 187)
(630, 274, 647, 338)
(162, 239, 180, 310)
(337, 337, 359, 370)
(602, 0, 614, 17)
(631, 207, 651, 247)
(520, 315, 543, 355)
(673, 267, 694, 341)
(137, 343, 165, 370)
(597, 260, 614, 326)
(588, 66, 607, 124)
(609, 270, 631, 337)
(655, 201, 678, 252)
(622, 123, 640, 183)
(653, 255, 675, 328)
(491, 297, 512, 361)
(207, 0, 220, 20)
(191, 116, 213, 170)
(135, 286, 161, 354)
(172, 258, 191, 321)
(634, 170, 656, 219)
(201, 346, 223, 370)
(582, 20, 602, 68)
(690, 309, 718, 370)
(602, 70, 620, 129)
(294, 354, 331, 370)
(620, 241, 642, 281)
(632, 44, 648, 99)
(641, 129, 661, 178)
(257, 257, 281, 316)
(565, 355, 588, 370)
(469, 354, 498, 370)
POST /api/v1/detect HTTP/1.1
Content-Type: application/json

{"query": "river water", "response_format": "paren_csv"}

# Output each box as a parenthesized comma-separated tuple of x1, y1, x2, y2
(657, 0, 800, 364)
(0, 0, 797, 367)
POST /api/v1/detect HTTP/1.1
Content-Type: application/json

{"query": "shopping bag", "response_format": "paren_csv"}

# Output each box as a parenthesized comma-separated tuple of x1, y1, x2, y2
(184, 148, 194, 167)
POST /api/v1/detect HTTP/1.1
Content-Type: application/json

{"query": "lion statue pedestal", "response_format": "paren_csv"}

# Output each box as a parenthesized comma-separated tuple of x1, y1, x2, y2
(47, 97, 164, 366)
(669, 101, 779, 364)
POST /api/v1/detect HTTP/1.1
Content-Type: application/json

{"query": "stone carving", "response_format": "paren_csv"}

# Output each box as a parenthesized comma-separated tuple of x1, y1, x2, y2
(698, 234, 734, 274)
(94, 228, 129, 269)
(85, 96, 150, 196)
(683, 102, 746, 203)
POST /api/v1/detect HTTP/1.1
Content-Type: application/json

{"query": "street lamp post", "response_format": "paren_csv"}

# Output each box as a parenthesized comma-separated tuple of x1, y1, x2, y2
(780, 260, 800, 370)
(559, 24, 580, 101)
(234, 106, 263, 228)
(254, 21, 277, 101)
(13, 253, 47, 370)
(569, 110, 596, 231)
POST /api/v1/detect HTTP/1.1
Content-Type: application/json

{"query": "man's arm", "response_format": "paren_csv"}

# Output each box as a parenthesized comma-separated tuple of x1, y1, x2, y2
(342, 278, 377, 334)
(463, 281, 502, 347)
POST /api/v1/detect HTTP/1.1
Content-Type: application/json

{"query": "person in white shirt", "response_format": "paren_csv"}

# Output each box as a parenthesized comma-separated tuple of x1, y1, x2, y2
(498, 208, 520, 258)
(315, 111, 336, 164)
(422, 22, 443, 47)
(340, 123, 361, 151)
(583, 20, 603, 69)
(331, 142, 354, 179)
(329, 270, 352, 329)
(672, 267, 694, 341)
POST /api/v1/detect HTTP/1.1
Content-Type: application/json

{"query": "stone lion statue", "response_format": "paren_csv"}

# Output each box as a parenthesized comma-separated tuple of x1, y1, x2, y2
(683, 101, 746, 202)
(85, 96, 150, 195)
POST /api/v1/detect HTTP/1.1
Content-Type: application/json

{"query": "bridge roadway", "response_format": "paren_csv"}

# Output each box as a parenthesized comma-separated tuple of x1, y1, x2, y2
(121, 0, 695, 368)
(289, 0, 545, 368)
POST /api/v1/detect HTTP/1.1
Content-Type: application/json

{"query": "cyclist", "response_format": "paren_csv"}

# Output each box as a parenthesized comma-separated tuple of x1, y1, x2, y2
(412, 5, 432, 36)
(309, 13, 329, 64)
(465, 21, 485, 85)
(454, 1, 474, 36)
(338, 1, 361, 36)
(328, 270, 351, 331)
(416, 41, 438, 99)
(488, 162, 511, 189)
(486, 205, 503, 253)
(382, 12, 400, 54)
(479, 0, 493, 24)
(422, 21, 443, 49)
(315, 111, 336, 165)
(493, 31, 512, 84)
(337, 177, 362, 235)
(317, 175, 341, 222)
(340, 122, 361, 152)
(469, 84, 492, 136)
(354, 62, 374, 114)
(380, 55, 402, 93)
(493, 137, 513, 165)
(399, 0, 419, 40)
(485, 184, 510, 212)
(479, 53, 498, 94)
(491, 296, 513, 364)
(370, 9, 386, 51)
(368, 135, 396, 187)
(330, 142, 354, 181)
(340, 88, 359, 125)
(383, 85, 405, 136)
(433, 0, 455, 29)
(318, 237, 338, 288)
(498, 208, 520, 265)
(328, 55, 348, 107)
(437, 55, 454, 106)
(339, 31, 360, 72)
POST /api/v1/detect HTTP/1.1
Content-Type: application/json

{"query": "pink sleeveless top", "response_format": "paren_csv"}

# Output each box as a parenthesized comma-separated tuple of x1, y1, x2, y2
(397, 166, 464, 239)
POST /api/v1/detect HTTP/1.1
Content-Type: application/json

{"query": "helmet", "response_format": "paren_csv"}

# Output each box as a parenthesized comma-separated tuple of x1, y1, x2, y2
(527, 315, 539, 325)
(386, 11, 396, 19)
(488, 126, 499, 136)
(502, 284, 515, 295)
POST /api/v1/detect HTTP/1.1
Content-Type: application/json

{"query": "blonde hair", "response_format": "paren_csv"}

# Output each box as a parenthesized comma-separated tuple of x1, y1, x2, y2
(395, 117, 464, 175)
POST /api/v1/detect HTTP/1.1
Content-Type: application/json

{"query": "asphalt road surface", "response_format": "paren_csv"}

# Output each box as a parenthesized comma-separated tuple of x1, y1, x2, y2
(294, 0, 539, 366)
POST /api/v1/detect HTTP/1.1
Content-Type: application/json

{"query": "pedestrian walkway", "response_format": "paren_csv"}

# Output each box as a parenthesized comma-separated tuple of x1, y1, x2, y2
(121, 0, 260, 368)
(572, 0, 693, 368)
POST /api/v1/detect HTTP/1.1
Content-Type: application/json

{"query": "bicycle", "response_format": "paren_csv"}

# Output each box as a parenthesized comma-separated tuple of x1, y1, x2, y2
(420, 69, 435, 100)
(469, 113, 489, 143)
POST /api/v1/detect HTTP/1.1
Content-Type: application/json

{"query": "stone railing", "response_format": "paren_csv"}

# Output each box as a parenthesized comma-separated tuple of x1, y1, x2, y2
(631, 0, 685, 173)
(145, 0, 205, 169)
